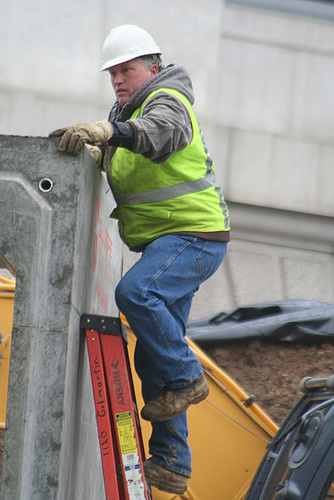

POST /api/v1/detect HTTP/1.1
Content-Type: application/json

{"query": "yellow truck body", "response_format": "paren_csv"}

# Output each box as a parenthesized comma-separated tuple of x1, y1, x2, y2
(0, 275, 15, 429)
(122, 316, 278, 500)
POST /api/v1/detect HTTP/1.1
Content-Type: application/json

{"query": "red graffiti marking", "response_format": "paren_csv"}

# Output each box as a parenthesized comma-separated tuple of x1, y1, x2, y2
(98, 219, 113, 260)
(96, 282, 108, 313)
(93, 194, 113, 270)
(92, 233, 98, 272)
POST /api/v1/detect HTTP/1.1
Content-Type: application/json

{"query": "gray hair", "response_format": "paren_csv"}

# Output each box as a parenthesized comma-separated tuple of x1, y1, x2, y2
(138, 54, 163, 72)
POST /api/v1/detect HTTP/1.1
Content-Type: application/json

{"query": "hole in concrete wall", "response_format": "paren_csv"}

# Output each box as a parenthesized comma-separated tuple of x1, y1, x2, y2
(38, 178, 54, 193)
(0, 252, 16, 485)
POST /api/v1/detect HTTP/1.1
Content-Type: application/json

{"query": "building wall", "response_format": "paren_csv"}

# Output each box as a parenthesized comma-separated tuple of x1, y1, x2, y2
(1, 0, 333, 313)
(209, 0, 334, 217)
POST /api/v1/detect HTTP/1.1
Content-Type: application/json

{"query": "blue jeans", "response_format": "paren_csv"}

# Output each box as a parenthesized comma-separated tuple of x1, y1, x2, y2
(115, 235, 227, 476)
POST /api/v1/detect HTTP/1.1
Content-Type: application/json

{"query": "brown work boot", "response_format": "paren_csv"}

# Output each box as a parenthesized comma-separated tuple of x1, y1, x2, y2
(143, 459, 189, 494)
(141, 373, 209, 422)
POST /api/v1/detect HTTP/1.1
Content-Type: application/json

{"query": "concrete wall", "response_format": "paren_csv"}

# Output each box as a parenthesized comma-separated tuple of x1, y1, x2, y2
(0, 135, 123, 499)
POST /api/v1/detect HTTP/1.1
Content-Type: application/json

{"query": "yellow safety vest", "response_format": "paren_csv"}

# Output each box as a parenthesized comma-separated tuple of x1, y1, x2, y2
(109, 88, 230, 249)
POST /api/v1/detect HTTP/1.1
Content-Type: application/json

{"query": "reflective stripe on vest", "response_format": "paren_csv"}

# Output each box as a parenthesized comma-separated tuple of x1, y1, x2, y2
(117, 171, 216, 205)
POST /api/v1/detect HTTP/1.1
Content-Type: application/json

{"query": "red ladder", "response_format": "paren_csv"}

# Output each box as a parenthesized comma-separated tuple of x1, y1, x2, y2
(81, 314, 151, 500)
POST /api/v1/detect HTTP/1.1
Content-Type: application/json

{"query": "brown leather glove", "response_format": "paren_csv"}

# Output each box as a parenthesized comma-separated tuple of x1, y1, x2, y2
(49, 120, 113, 155)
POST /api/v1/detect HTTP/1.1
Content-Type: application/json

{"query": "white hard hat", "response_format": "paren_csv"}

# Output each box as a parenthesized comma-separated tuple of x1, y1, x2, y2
(100, 24, 161, 72)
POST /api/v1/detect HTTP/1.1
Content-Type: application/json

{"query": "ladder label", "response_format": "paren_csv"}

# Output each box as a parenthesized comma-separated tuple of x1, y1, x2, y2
(116, 411, 147, 500)
(116, 411, 138, 455)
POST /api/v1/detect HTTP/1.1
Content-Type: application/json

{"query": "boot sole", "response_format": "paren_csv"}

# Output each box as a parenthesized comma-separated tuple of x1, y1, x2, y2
(143, 384, 209, 422)
(144, 464, 188, 494)
(145, 476, 187, 495)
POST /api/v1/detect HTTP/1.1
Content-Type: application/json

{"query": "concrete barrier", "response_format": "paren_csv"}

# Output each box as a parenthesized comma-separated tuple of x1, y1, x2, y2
(0, 135, 123, 499)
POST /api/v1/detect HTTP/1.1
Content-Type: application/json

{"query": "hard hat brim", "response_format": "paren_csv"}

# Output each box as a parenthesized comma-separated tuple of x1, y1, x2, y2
(100, 51, 161, 72)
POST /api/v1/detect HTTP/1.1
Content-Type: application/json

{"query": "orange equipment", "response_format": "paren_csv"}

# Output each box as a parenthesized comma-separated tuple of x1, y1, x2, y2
(0, 274, 15, 429)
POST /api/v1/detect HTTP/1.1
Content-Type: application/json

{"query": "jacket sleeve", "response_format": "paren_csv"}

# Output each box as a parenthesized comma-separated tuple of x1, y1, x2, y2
(126, 92, 193, 164)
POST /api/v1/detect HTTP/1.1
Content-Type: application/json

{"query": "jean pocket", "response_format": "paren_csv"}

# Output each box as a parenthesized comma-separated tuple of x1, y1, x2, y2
(196, 241, 227, 280)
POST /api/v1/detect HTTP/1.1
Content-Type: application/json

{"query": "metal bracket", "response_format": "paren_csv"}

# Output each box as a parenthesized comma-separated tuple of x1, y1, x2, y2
(80, 314, 128, 342)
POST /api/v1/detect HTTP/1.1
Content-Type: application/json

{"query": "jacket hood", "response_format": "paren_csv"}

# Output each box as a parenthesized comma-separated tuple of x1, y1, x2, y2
(108, 63, 195, 122)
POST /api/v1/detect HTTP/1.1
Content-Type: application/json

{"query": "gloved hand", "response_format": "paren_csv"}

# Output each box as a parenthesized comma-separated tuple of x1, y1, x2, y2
(86, 144, 103, 169)
(49, 120, 113, 155)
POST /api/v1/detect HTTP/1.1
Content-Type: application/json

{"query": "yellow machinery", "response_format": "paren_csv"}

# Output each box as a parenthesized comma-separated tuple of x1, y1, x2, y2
(0, 277, 277, 499)
(0, 274, 15, 429)
(122, 315, 278, 500)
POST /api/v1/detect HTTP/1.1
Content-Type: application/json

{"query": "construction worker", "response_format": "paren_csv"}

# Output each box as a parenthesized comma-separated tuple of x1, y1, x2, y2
(50, 24, 230, 495)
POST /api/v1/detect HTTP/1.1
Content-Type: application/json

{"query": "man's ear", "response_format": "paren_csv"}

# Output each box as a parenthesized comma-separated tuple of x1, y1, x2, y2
(150, 64, 159, 77)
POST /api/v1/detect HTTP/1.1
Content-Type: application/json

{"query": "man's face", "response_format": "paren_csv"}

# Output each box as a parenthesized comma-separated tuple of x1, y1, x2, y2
(108, 58, 158, 107)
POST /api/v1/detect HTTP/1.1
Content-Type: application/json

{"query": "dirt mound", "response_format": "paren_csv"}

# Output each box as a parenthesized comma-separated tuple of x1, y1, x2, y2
(207, 340, 334, 424)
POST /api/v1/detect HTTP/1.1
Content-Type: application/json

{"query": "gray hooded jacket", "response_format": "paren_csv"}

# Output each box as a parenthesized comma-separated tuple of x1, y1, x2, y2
(107, 63, 195, 164)
(106, 62, 230, 247)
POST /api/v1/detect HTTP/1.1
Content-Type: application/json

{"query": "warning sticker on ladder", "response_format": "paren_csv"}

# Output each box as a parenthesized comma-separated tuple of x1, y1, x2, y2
(116, 412, 147, 500)
(116, 411, 138, 454)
